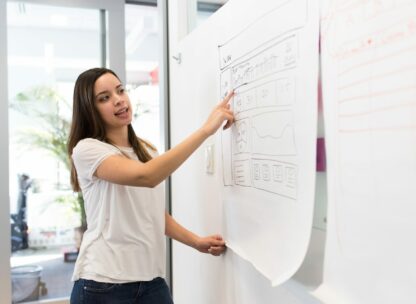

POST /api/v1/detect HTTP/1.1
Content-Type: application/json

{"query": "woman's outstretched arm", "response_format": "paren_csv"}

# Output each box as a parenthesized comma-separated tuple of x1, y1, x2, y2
(95, 91, 234, 188)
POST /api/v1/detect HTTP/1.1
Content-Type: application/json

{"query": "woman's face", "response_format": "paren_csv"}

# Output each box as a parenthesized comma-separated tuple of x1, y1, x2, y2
(94, 72, 133, 130)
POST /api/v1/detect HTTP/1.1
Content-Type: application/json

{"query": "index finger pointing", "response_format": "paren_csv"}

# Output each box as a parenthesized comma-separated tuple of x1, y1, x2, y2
(220, 90, 235, 106)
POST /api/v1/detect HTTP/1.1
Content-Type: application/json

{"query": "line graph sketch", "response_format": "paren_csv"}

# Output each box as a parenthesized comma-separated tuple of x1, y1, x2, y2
(251, 111, 296, 156)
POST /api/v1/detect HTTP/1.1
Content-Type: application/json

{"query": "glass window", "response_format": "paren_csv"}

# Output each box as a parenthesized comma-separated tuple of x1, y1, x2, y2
(197, 1, 227, 26)
(7, 2, 103, 302)
(125, 3, 161, 151)
(197, 9, 215, 26)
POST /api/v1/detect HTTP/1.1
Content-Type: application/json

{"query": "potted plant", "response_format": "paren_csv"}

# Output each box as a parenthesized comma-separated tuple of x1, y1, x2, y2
(11, 86, 87, 249)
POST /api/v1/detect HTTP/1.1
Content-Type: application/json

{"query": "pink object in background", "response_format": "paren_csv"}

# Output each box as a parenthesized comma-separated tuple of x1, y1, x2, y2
(317, 138, 326, 172)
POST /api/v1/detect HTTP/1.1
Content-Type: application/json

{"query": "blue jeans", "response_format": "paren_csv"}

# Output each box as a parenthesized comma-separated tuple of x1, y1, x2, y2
(70, 277, 174, 304)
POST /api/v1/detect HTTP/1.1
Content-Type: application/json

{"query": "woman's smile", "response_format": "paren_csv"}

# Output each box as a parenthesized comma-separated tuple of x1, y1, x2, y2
(115, 107, 129, 119)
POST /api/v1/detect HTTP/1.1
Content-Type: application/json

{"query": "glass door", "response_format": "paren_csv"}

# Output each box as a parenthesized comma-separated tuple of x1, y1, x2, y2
(1, 0, 125, 303)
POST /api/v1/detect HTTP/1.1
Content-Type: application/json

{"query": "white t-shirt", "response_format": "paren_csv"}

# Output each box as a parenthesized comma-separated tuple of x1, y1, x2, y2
(71, 138, 166, 283)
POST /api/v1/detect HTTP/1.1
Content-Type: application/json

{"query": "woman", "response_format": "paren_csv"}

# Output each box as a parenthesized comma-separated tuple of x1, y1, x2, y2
(68, 67, 234, 304)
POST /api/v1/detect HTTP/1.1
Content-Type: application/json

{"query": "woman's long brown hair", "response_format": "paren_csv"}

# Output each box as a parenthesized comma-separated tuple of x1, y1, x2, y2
(67, 68, 154, 192)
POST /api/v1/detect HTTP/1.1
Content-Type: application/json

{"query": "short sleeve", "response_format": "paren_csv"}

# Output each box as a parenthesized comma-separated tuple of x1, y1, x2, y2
(72, 138, 119, 180)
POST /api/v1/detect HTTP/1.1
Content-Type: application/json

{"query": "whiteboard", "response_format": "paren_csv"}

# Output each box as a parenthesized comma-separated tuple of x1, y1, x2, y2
(319, 0, 416, 302)
(171, 0, 319, 286)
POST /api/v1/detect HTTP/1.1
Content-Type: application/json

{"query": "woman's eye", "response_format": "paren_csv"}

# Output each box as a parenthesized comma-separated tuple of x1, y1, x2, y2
(99, 95, 109, 102)
(119, 88, 125, 94)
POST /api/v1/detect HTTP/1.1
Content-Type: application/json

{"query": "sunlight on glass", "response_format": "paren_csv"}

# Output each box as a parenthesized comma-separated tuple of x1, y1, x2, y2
(125, 4, 161, 152)
(7, 2, 101, 302)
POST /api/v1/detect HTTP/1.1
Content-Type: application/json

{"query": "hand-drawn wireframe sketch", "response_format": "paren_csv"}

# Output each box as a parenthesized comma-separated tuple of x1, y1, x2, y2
(251, 158, 297, 198)
(216, 0, 318, 287)
(233, 119, 250, 154)
(220, 27, 302, 199)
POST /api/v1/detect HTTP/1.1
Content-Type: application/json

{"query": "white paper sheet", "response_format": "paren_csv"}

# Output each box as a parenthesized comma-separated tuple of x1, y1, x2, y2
(320, 0, 416, 302)
(220, 0, 319, 286)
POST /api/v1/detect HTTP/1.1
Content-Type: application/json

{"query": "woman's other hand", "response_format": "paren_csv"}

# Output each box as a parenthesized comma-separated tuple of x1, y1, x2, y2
(195, 234, 227, 256)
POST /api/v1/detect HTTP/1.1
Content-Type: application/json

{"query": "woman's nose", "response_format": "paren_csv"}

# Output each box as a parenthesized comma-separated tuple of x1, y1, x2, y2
(114, 95, 123, 105)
